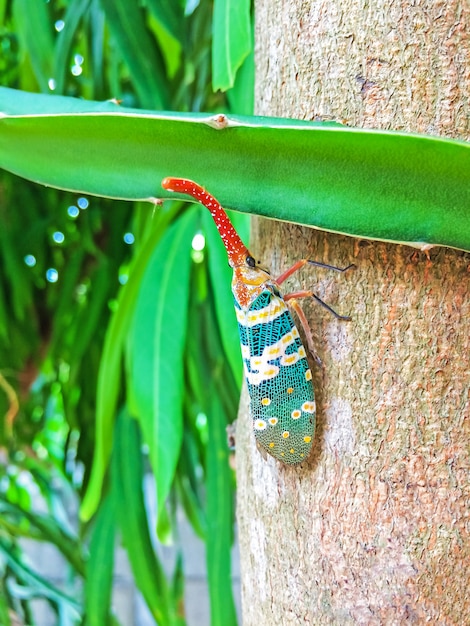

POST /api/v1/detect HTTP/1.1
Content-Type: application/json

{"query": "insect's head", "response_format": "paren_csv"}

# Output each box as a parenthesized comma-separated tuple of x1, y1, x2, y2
(231, 253, 271, 308)
(235, 253, 271, 286)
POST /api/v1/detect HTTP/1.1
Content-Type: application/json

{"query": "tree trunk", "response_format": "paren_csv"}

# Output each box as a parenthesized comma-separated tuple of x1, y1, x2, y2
(236, 1, 470, 624)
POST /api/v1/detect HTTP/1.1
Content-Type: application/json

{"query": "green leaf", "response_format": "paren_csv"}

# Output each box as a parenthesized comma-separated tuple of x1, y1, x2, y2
(112, 410, 176, 625)
(212, 0, 252, 91)
(171, 553, 185, 617)
(146, 0, 184, 43)
(146, 15, 182, 79)
(0, 210, 33, 320)
(99, 0, 169, 108)
(47, 245, 87, 356)
(175, 462, 206, 540)
(53, 0, 92, 94)
(128, 210, 197, 538)
(183, 273, 237, 625)
(0, 88, 469, 252)
(84, 491, 116, 626)
(226, 27, 255, 115)
(205, 387, 236, 626)
(80, 204, 176, 522)
(12, 0, 54, 92)
(89, 0, 106, 99)
(62, 259, 112, 368)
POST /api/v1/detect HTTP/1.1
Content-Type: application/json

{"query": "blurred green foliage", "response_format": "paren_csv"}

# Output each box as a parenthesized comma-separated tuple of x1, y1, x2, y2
(0, 0, 253, 624)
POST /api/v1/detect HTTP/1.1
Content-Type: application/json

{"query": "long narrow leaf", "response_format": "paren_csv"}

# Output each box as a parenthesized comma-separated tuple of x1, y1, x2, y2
(0, 88, 469, 251)
(84, 491, 117, 626)
(112, 410, 175, 625)
(12, 1, 54, 91)
(89, 0, 106, 98)
(185, 281, 238, 626)
(80, 205, 176, 521)
(146, 0, 184, 42)
(226, 34, 254, 115)
(206, 387, 236, 626)
(128, 210, 197, 539)
(53, 0, 92, 94)
(99, 0, 169, 108)
(212, 0, 252, 91)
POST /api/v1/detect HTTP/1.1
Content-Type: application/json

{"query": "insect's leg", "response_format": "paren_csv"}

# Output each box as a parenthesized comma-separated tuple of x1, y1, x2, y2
(306, 260, 356, 273)
(285, 290, 352, 363)
(275, 259, 355, 286)
(285, 296, 322, 365)
(280, 262, 354, 363)
(284, 290, 352, 321)
(275, 260, 308, 285)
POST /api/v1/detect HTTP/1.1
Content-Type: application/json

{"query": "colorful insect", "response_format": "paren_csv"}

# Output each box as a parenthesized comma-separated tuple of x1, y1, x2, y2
(161, 177, 352, 465)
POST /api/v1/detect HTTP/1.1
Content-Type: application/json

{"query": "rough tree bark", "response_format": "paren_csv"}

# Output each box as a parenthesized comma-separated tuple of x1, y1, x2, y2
(236, 1, 470, 624)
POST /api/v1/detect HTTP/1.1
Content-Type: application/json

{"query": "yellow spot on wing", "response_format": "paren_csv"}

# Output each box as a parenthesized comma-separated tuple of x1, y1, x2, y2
(264, 368, 277, 377)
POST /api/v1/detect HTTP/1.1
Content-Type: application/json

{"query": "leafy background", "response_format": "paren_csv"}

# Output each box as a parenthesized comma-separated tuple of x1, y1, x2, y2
(0, 1, 253, 624)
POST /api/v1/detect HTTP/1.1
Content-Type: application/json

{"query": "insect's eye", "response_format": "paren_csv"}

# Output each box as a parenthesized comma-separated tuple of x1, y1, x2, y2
(246, 256, 256, 267)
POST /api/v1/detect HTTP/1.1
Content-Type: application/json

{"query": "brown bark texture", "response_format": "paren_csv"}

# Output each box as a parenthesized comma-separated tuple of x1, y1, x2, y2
(236, 1, 470, 624)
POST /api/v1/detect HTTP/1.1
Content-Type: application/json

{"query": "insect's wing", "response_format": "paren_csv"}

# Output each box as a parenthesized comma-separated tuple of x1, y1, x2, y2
(236, 289, 315, 464)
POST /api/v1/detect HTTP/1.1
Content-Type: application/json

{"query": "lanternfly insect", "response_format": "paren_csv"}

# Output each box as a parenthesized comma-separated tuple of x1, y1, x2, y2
(161, 178, 353, 465)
